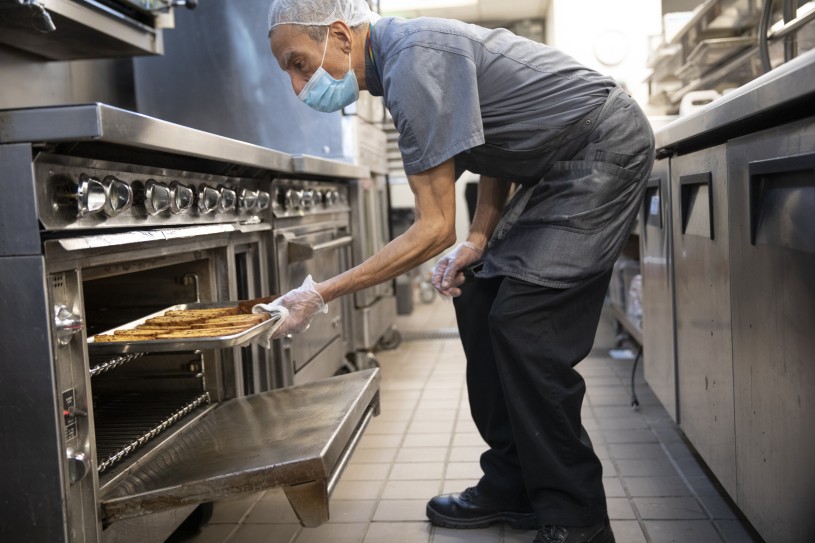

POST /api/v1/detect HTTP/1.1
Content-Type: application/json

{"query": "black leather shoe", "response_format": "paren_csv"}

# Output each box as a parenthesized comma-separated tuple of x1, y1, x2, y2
(426, 486, 537, 530)
(534, 519, 615, 543)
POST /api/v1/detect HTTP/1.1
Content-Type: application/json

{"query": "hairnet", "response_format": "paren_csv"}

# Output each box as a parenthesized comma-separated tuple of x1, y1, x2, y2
(268, 0, 380, 32)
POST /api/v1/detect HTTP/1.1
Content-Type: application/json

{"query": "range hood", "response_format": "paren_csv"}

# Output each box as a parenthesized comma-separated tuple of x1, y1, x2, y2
(0, 0, 193, 60)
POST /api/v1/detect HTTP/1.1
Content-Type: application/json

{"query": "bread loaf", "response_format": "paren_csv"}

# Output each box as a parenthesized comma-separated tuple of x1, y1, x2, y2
(155, 325, 252, 339)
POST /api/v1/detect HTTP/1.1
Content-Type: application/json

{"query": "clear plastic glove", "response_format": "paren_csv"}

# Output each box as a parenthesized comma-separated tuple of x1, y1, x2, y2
(432, 241, 484, 298)
(252, 275, 327, 347)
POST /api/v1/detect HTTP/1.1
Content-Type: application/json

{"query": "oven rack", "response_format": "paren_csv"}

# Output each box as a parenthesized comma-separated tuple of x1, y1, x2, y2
(89, 353, 147, 377)
(95, 391, 210, 473)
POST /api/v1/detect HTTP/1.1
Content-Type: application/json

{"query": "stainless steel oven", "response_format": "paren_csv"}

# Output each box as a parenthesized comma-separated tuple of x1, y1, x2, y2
(271, 178, 354, 386)
(0, 104, 380, 543)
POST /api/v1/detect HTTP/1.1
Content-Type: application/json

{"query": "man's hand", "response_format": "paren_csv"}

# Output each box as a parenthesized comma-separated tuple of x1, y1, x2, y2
(253, 275, 327, 343)
(432, 241, 484, 298)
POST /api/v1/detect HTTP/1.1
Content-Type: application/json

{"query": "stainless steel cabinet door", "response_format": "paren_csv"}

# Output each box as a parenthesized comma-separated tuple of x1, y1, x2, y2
(671, 145, 737, 496)
(727, 118, 815, 543)
(640, 158, 678, 421)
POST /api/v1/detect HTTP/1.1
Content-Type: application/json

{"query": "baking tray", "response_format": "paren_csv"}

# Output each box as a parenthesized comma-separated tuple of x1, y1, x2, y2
(87, 302, 283, 354)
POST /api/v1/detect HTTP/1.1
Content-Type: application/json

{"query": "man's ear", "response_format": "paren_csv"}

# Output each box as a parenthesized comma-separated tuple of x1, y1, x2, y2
(329, 20, 353, 54)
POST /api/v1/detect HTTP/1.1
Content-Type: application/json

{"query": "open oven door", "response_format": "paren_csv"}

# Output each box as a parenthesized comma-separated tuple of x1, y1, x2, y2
(99, 368, 380, 528)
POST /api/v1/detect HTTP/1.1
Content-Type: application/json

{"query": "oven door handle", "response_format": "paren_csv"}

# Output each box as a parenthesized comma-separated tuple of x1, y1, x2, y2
(287, 235, 353, 263)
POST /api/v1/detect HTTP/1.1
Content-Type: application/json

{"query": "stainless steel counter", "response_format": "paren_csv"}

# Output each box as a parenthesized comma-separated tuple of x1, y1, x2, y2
(0, 103, 292, 173)
(0, 103, 368, 180)
(656, 48, 815, 152)
(293, 154, 370, 181)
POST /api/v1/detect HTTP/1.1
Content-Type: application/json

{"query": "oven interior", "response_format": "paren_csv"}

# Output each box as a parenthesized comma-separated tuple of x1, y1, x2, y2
(82, 258, 221, 483)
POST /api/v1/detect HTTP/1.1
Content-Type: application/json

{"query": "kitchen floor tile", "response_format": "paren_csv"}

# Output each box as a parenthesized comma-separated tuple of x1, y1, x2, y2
(402, 433, 453, 448)
(292, 522, 367, 543)
(243, 490, 299, 524)
(432, 525, 502, 542)
(624, 476, 692, 497)
(444, 462, 482, 480)
(167, 302, 760, 543)
(448, 446, 483, 462)
(616, 458, 678, 477)
(381, 480, 441, 500)
(229, 523, 298, 543)
(395, 446, 449, 463)
(207, 494, 261, 524)
(609, 520, 647, 543)
(325, 500, 377, 523)
(633, 497, 707, 520)
(408, 420, 456, 434)
(341, 463, 392, 481)
(349, 447, 399, 464)
(357, 434, 405, 449)
(603, 477, 626, 498)
(361, 521, 432, 543)
(372, 499, 429, 521)
(365, 419, 409, 435)
(389, 462, 445, 481)
(606, 497, 637, 520)
(643, 520, 723, 543)
(331, 480, 385, 501)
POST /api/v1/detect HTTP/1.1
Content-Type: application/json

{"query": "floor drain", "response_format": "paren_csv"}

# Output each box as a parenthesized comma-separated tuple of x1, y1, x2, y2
(401, 328, 460, 341)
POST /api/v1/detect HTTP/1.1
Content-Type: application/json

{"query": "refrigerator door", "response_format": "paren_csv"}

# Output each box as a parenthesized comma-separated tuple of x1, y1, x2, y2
(726, 118, 815, 543)
(671, 145, 737, 496)
(640, 158, 678, 421)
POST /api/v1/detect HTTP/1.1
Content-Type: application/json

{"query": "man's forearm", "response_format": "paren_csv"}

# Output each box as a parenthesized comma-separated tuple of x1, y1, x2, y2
(467, 176, 511, 250)
(316, 159, 457, 304)
(316, 220, 452, 303)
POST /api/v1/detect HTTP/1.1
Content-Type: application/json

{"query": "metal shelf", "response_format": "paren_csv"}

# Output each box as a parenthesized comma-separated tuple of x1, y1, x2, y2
(610, 303, 643, 346)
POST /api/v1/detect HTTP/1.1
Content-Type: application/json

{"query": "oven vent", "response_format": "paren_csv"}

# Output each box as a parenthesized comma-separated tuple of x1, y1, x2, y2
(401, 328, 460, 342)
(96, 392, 211, 473)
(90, 353, 146, 377)
(51, 275, 65, 289)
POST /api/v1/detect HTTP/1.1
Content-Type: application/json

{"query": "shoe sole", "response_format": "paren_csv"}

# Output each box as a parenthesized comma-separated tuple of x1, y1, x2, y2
(426, 504, 538, 530)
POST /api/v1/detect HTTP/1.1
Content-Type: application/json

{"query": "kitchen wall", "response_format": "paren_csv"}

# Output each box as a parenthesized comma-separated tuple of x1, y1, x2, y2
(545, 0, 663, 108)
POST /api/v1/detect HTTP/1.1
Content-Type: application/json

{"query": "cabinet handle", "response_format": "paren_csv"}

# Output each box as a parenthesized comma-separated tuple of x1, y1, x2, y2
(748, 153, 815, 252)
(679, 172, 714, 241)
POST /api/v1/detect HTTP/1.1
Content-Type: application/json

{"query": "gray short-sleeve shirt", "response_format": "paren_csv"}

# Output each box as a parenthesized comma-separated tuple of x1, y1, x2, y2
(365, 17, 616, 179)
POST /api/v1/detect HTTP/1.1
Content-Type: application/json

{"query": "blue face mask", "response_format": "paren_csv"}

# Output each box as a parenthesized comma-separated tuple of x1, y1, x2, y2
(298, 32, 359, 113)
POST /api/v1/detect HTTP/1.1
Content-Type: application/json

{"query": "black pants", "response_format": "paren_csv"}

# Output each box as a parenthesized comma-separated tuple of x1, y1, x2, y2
(453, 268, 613, 527)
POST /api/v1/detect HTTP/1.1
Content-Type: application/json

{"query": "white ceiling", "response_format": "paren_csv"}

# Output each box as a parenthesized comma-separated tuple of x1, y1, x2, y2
(379, 0, 550, 23)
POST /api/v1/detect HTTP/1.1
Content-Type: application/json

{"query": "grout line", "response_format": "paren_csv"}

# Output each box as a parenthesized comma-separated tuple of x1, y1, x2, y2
(584, 355, 654, 543)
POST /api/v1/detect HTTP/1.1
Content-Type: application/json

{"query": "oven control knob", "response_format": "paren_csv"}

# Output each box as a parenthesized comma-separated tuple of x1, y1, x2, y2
(169, 182, 194, 214)
(238, 188, 258, 210)
(54, 304, 83, 346)
(324, 190, 339, 207)
(197, 184, 220, 214)
(76, 174, 106, 217)
(301, 189, 315, 210)
(144, 180, 171, 215)
(257, 191, 271, 211)
(66, 449, 91, 484)
(102, 176, 133, 217)
(290, 189, 303, 210)
(218, 186, 237, 213)
(276, 188, 292, 210)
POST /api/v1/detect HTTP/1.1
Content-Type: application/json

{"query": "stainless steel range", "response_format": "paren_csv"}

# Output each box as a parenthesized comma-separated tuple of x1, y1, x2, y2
(0, 104, 379, 543)
(270, 173, 355, 386)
